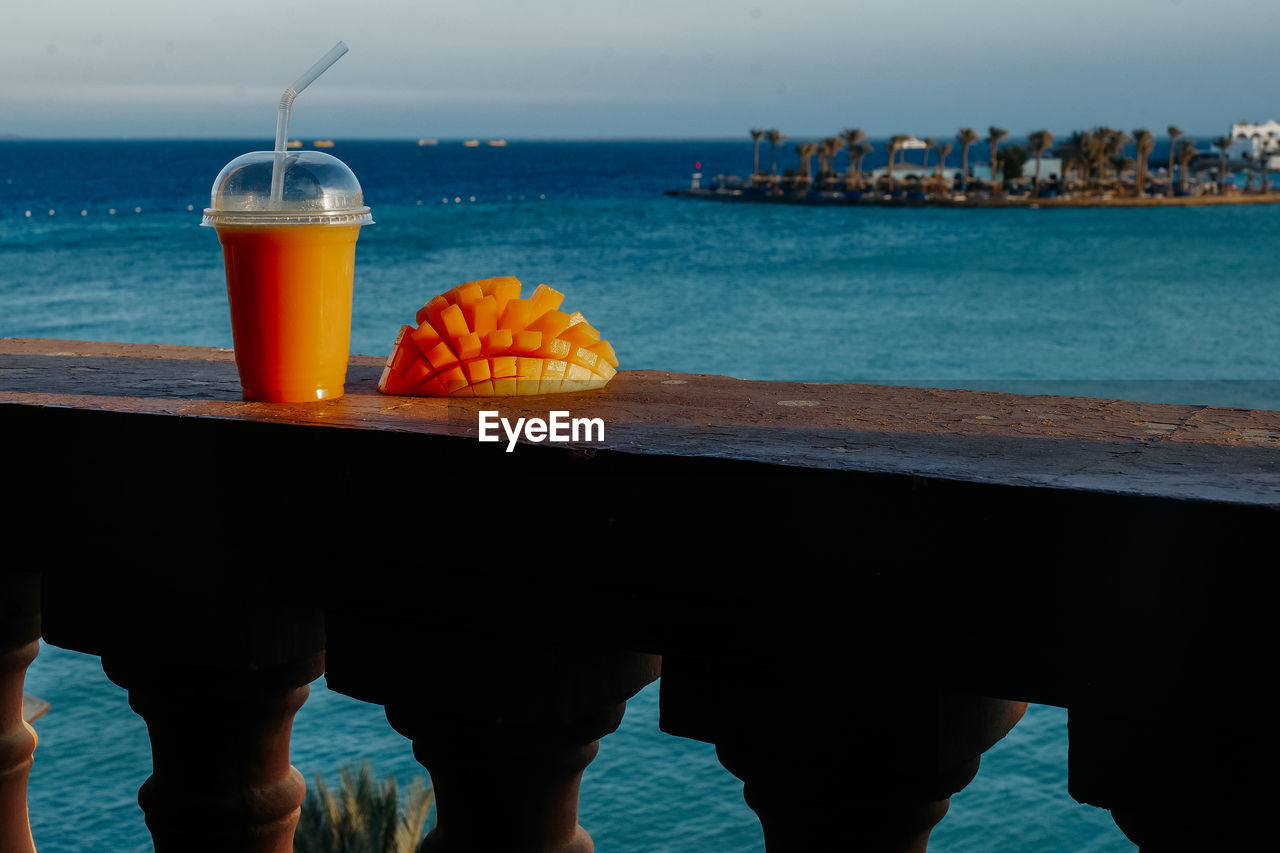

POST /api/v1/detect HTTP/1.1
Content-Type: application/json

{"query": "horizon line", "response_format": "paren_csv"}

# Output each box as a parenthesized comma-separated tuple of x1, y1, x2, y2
(0, 131, 1234, 143)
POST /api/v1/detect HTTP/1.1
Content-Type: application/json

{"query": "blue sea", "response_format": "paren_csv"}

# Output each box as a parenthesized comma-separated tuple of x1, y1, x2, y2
(6, 139, 1280, 851)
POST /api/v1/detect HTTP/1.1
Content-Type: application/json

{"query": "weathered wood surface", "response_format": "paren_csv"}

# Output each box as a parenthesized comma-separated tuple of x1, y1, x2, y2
(2, 337, 1278, 506)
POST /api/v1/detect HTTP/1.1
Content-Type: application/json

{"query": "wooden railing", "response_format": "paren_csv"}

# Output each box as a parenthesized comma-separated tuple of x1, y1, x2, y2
(2, 337, 1278, 852)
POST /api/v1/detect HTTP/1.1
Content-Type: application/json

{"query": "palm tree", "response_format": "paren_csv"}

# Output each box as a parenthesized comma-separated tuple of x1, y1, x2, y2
(1174, 139, 1197, 194)
(1053, 131, 1087, 192)
(294, 763, 434, 853)
(1132, 129, 1155, 196)
(1166, 126, 1183, 193)
(922, 137, 938, 172)
(849, 141, 873, 187)
(795, 142, 818, 183)
(935, 142, 953, 191)
(956, 128, 980, 192)
(1000, 145, 1030, 187)
(750, 129, 765, 176)
(885, 135, 908, 189)
(1078, 129, 1107, 190)
(840, 128, 867, 186)
(986, 126, 1008, 193)
(819, 137, 844, 183)
(1110, 155, 1136, 185)
(765, 129, 786, 175)
(1263, 131, 1276, 193)
(1027, 129, 1054, 196)
(1212, 135, 1233, 193)
(1103, 128, 1132, 185)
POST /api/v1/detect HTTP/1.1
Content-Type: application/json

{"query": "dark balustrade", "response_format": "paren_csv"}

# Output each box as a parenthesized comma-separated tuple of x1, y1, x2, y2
(3, 338, 1278, 852)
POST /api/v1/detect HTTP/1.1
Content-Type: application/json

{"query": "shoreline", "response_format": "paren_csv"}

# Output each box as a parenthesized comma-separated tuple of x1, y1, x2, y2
(666, 187, 1280, 208)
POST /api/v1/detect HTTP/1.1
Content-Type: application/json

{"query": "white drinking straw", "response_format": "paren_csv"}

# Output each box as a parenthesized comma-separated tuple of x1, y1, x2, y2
(270, 41, 349, 203)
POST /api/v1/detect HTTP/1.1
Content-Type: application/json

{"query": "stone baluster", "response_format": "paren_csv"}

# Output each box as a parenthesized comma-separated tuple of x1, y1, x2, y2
(41, 566, 324, 853)
(660, 652, 1026, 853)
(1070, 695, 1267, 851)
(0, 572, 40, 853)
(325, 611, 660, 853)
(390, 704, 622, 853)
(1062, 506, 1271, 853)
(100, 651, 323, 853)
(715, 746, 978, 853)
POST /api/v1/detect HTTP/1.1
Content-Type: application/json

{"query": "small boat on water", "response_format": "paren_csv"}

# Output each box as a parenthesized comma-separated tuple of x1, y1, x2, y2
(462, 139, 480, 147)
(313, 140, 335, 148)
(286, 140, 302, 149)
(417, 138, 438, 146)
(23, 693, 49, 723)
(487, 139, 507, 147)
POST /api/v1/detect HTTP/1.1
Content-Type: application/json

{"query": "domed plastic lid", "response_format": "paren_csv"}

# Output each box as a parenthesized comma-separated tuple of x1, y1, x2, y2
(202, 150, 373, 226)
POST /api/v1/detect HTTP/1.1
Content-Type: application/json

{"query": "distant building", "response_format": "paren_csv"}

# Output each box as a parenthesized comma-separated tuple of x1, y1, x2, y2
(1230, 121, 1280, 169)
(870, 165, 962, 181)
(970, 157, 1062, 183)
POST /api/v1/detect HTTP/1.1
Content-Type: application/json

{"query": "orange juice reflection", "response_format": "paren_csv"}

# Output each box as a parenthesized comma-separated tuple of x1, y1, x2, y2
(216, 224, 361, 402)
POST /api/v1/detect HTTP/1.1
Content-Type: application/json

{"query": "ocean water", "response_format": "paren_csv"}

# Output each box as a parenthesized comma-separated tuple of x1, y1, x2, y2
(6, 139, 1279, 851)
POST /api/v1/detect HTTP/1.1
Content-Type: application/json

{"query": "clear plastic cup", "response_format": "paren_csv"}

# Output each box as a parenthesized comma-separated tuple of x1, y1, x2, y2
(202, 151, 373, 402)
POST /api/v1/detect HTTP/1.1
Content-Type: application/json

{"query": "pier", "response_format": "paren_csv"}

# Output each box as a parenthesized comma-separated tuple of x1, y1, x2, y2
(3, 337, 1278, 851)
(667, 186, 1280, 208)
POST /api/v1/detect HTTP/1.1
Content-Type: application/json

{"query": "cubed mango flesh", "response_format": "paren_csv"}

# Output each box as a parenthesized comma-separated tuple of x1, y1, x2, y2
(377, 277, 619, 397)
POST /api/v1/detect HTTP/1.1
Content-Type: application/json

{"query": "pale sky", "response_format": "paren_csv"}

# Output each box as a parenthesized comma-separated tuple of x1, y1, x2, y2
(2, 0, 1277, 139)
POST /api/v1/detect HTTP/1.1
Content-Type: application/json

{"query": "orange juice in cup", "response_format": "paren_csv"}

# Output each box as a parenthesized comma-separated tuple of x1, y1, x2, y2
(203, 151, 372, 403)
(215, 219, 364, 401)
